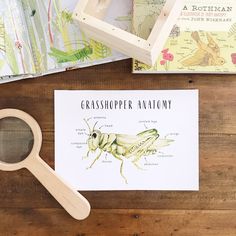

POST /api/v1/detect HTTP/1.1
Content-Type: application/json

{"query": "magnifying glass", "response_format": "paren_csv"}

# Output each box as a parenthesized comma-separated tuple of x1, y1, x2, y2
(0, 109, 90, 220)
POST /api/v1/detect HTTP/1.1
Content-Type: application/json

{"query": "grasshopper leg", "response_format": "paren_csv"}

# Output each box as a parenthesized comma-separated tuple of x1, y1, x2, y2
(131, 136, 158, 168)
(120, 159, 128, 184)
(83, 150, 90, 160)
(87, 150, 103, 169)
(133, 160, 146, 171)
(112, 153, 128, 184)
(137, 129, 159, 137)
(132, 150, 148, 167)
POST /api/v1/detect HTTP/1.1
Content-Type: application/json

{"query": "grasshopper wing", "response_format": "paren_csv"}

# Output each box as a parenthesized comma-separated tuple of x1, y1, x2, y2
(116, 134, 144, 149)
(115, 129, 159, 150)
(151, 138, 174, 150)
(142, 138, 174, 156)
(116, 134, 158, 158)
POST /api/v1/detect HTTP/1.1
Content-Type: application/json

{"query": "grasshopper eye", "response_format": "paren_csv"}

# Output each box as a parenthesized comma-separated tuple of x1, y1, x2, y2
(92, 133, 97, 138)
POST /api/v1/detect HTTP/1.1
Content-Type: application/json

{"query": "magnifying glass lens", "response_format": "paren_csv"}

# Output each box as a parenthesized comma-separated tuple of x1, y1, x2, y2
(0, 117, 34, 164)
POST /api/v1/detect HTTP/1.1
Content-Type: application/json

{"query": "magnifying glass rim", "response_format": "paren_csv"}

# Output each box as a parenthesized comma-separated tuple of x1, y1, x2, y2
(0, 109, 42, 171)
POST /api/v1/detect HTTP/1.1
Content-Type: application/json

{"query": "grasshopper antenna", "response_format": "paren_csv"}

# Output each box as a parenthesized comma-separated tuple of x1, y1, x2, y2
(92, 121, 98, 131)
(84, 119, 92, 133)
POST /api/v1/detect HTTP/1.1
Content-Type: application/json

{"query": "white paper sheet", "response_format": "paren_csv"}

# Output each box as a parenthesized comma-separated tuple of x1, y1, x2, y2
(55, 90, 199, 191)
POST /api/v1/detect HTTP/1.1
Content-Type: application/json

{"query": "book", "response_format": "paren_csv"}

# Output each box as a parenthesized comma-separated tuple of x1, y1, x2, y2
(0, 0, 132, 84)
(55, 90, 199, 191)
(133, 0, 236, 74)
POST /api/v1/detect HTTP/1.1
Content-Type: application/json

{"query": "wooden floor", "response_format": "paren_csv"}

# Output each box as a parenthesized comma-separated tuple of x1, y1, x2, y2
(0, 59, 236, 235)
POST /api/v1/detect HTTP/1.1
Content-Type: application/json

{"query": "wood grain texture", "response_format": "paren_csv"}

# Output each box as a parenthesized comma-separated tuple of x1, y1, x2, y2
(0, 59, 236, 235)
(1, 209, 236, 236)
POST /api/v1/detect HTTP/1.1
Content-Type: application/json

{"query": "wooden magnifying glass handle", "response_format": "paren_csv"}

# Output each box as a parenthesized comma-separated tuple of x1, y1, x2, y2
(25, 155, 90, 220)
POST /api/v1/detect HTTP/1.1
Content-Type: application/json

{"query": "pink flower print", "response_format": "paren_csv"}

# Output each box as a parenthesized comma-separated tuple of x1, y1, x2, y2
(169, 53, 174, 61)
(167, 53, 174, 61)
(163, 53, 169, 60)
(163, 53, 174, 61)
(160, 49, 174, 71)
(160, 60, 166, 65)
(231, 53, 236, 64)
(162, 48, 169, 54)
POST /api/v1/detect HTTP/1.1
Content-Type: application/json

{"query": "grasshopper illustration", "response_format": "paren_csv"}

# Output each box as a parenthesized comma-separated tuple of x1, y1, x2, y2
(84, 119, 173, 183)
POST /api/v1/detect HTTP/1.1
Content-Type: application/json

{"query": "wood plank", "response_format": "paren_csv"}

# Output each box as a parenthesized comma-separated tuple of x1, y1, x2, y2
(1, 60, 236, 235)
(0, 60, 236, 210)
(0, 135, 235, 209)
(0, 209, 236, 236)
(0, 60, 235, 134)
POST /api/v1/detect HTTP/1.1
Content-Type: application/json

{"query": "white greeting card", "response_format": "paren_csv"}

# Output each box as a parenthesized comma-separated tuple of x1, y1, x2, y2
(55, 90, 199, 191)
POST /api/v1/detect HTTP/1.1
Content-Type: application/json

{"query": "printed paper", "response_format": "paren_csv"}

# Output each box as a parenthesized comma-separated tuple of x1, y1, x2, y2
(55, 90, 199, 191)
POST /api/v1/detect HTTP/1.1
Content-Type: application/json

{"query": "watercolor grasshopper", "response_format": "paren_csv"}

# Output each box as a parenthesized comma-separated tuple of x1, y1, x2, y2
(84, 119, 173, 183)
(49, 45, 93, 63)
